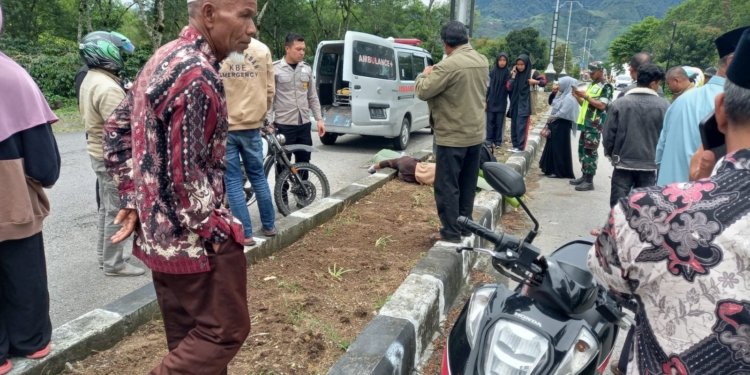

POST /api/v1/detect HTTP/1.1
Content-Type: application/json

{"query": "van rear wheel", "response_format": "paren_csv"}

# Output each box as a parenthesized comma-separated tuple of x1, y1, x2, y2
(394, 117, 410, 150)
(320, 133, 338, 145)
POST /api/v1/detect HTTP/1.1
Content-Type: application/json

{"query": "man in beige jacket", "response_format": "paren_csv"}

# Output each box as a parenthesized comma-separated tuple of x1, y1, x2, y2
(416, 21, 488, 243)
(221, 37, 277, 247)
(78, 31, 144, 276)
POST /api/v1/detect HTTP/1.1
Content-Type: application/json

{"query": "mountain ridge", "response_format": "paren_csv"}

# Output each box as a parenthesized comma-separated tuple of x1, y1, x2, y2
(475, 0, 683, 63)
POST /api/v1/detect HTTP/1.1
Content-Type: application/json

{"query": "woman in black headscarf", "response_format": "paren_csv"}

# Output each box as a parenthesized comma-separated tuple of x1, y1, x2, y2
(485, 52, 510, 149)
(507, 54, 547, 151)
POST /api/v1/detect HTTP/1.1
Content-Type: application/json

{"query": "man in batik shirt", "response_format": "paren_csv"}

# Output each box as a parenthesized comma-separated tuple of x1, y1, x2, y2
(588, 28, 750, 375)
(104, 0, 257, 372)
(570, 61, 614, 191)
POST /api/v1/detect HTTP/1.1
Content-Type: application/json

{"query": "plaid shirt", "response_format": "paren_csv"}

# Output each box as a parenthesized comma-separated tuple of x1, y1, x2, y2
(104, 26, 243, 274)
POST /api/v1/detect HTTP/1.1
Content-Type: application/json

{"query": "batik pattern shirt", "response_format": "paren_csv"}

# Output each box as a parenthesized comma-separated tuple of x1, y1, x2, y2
(588, 148, 750, 374)
(104, 26, 243, 274)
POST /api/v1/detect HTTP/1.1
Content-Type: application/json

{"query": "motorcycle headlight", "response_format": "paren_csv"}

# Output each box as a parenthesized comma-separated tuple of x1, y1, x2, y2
(553, 327, 599, 375)
(465, 286, 495, 347)
(275, 133, 286, 145)
(484, 320, 550, 375)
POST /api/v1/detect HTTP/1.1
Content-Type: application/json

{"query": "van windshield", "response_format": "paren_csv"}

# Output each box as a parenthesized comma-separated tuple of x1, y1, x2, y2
(352, 41, 396, 80)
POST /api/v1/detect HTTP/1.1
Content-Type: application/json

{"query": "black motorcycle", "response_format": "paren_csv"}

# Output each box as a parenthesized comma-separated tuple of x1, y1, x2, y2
(241, 126, 330, 216)
(442, 162, 630, 375)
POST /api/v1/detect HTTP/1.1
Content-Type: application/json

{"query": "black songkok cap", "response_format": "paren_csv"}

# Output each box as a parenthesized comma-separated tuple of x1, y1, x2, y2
(727, 28, 750, 90)
(715, 26, 750, 58)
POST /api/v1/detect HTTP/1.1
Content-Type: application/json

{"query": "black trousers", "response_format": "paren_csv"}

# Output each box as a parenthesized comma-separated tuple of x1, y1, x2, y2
(275, 122, 313, 164)
(510, 112, 530, 150)
(435, 144, 481, 240)
(486, 111, 505, 145)
(610, 169, 657, 207)
(0, 232, 52, 362)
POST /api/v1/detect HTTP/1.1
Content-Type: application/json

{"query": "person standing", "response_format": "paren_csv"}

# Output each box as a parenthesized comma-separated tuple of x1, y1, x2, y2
(103, 0, 255, 372)
(602, 63, 669, 207)
(617, 52, 664, 98)
(78, 31, 145, 276)
(270, 33, 325, 166)
(539, 76, 579, 179)
(485, 52, 510, 149)
(506, 54, 547, 152)
(416, 21, 488, 243)
(0, 8, 60, 370)
(665, 66, 695, 102)
(655, 26, 748, 186)
(569, 62, 614, 191)
(588, 28, 750, 375)
(220, 37, 277, 247)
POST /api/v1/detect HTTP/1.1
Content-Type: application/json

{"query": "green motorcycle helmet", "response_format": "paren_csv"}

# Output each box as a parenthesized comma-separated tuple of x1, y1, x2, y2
(79, 31, 135, 73)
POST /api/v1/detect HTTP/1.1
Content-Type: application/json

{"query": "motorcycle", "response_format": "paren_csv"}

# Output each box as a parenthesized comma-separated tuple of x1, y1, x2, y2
(241, 125, 330, 216)
(442, 162, 630, 375)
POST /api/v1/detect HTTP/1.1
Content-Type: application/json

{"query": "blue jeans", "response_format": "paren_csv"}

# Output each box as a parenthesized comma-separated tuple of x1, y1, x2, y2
(224, 129, 275, 237)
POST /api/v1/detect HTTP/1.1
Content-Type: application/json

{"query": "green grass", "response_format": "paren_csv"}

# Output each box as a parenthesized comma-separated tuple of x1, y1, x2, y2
(52, 104, 84, 133)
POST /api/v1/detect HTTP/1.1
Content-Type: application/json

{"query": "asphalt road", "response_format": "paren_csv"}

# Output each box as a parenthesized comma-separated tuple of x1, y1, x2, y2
(45, 129, 434, 328)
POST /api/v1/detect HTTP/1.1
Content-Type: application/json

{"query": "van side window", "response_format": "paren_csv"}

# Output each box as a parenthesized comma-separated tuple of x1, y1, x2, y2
(398, 52, 415, 81)
(413, 55, 426, 76)
(427, 57, 434, 66)
(353, 41, 396, 80)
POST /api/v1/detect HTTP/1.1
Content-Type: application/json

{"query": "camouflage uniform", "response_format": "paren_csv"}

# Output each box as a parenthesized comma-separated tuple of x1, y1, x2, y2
(576, 81, 614, 176)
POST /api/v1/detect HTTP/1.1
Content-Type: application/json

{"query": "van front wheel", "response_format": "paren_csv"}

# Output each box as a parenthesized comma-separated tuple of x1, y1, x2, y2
(320, 132, 338, 145)
(394, 117, 410, 150)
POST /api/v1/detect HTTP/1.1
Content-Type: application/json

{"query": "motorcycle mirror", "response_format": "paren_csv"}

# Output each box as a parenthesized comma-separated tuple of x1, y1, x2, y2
(482, 162, 526, 197)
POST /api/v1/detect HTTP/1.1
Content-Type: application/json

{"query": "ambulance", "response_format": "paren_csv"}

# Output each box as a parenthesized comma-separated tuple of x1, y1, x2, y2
(312, 31, 434, 150)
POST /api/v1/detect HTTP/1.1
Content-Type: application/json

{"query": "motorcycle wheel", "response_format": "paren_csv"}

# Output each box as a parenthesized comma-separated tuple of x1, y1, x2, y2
(274, 162, 330, 216)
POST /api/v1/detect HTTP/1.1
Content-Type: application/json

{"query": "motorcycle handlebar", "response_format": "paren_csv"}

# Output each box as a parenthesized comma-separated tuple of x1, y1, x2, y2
(457, 216, 521, 251)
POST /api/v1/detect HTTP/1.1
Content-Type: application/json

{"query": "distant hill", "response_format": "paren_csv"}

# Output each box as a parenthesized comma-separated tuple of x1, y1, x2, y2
(475, 0, 683, 64)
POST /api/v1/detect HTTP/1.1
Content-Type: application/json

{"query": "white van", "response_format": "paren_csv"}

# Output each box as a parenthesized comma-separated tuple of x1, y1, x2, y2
(312, 31, 434, 150)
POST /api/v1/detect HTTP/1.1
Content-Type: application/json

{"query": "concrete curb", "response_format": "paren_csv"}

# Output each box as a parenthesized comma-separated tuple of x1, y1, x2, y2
(328, 118, 547, 375)
(10, 150, 433, 375)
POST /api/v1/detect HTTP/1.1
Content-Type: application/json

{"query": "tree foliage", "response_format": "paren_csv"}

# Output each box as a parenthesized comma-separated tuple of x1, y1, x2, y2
(608, 0, 750, 69)
(504, 27, 548, 70)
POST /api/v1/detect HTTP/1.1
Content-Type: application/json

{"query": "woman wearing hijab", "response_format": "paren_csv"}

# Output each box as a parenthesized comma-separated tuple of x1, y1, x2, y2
(0, 5, 60, 373)
(486, 52, 510, 149)
(507, 54, 547, 152)
(539, 76, 579, 178)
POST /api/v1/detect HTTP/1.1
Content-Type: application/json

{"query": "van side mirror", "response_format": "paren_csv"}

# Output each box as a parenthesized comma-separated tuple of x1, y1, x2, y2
(482, 162, 526, 197)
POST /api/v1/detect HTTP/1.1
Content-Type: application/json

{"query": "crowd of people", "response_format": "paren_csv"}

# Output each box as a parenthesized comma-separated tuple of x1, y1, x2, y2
(1, 0, 749, 372)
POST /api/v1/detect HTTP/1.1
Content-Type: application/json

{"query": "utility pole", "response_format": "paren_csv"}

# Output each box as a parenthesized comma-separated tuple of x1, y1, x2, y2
(545, 0, 561, 79)
(559, 1, 582, 76)
(580, 25, 594, 69)
(450, 0, 475, 36)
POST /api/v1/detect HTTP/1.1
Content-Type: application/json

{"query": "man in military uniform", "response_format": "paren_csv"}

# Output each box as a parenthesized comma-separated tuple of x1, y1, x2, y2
(270, 32, 325, 166)
(570, 62, 614, 191)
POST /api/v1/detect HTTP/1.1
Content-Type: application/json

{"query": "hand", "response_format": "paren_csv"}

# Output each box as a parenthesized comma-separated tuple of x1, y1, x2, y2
(111, 208, 138, 244)
(528, 78, 538, 85)
(422, 66, 433, 75)
(316, 120, 326, 137)
(689, 146, 717, 181)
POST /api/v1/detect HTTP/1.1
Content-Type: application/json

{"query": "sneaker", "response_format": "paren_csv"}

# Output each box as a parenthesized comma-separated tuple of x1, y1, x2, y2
(367, 165, 377, 174)
(0, 360, 12, 375)
(243, 237, 257, 247)
(25, 342, 51, 359)
(261, 227, 277, 237)
(104, 263, 146, 277)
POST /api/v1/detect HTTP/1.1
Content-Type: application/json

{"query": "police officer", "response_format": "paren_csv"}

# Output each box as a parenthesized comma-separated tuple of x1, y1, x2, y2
(270, 32, 325, 165)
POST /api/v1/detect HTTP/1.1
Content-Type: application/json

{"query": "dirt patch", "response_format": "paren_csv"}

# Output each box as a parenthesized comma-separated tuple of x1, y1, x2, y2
(63, 179, 439, 375)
